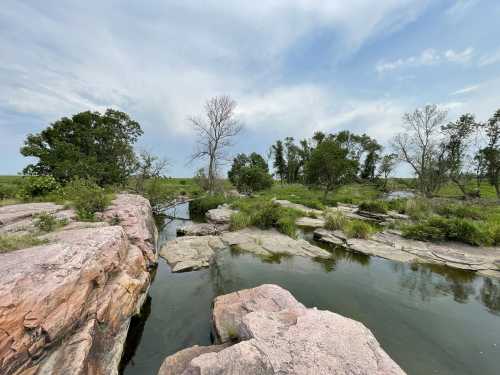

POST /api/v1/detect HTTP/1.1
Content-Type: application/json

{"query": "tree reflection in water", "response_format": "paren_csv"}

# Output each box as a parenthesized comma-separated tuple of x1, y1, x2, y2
(392, 262, 476, 303)
(479, 278, 500, 315)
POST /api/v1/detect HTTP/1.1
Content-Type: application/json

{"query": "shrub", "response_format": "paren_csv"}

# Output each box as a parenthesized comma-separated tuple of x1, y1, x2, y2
(189, 195, 226, 217)
(324, 211, 347, 231)
(66, 179, 111, 221)
(0, 183, 19, 200)
(404, 198, 432, 220)
(19, 176, 60, 198)
(143, 178, 175, 215)
(358, 200, 388, 214)
(386, 198, 408, 214)
(34, 212, 68, 232)
(343, 220, 374, 239)
(402, 216, 492, 246)
(488, 223, 500, 246)
(230, 212, 251, 231)
(435, 203, 485, 220)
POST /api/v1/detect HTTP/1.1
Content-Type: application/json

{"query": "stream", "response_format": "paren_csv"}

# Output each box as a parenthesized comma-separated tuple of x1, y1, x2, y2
(120, 202, 500, 375)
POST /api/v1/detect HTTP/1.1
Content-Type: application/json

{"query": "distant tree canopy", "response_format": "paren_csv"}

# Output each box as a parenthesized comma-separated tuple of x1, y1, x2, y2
(21, 109, 142, 186)
(228, 152, 272, 193)
(305, 137, 358, 198)
(270, 130, 382, 185)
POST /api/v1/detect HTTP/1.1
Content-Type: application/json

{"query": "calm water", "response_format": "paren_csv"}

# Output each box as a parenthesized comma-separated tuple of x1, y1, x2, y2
(120, 203, 500, 375)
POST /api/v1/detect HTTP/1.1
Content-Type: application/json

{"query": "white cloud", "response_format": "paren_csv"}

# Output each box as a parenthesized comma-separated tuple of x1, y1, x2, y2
(478, 50, 500, 67)
(376, 47, 474, 72)
(451, 84, 481, 95)
(445, 0, 480, 22)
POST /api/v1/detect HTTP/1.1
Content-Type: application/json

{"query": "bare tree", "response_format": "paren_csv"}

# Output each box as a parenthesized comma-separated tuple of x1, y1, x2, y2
(134, 150, 169, 194)
(392, 104, 448, 196)
(190, 95, 242, 194)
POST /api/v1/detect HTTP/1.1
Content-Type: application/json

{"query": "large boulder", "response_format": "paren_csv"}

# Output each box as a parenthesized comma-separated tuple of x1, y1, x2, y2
(206, 205, 238, 225)
(160, 235, 226, 272)
(0, 194, 157, 375)
(158, 284, 406, 375)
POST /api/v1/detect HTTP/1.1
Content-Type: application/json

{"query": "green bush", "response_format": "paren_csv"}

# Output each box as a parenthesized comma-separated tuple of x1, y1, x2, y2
(19, 176, 60, 198)
(343, 220, 374, 239)
(386, 198, 408, 214)
(0, 183, 19, 200)
(358, 200, 388, 214)
(33, 212, 68, 232)
(230, 212, 251, 231)
(402, 216, 492, 246)
(488, 223, 500, 246)
(404, 198, 432, 220)
(143, 178, 175, 215)
(435, 203, 485, 220)
(66, 179, 111, 221)
(277, 215, 297, 238)
(189, 195, 226, 217)
(324, 211, 347, 231)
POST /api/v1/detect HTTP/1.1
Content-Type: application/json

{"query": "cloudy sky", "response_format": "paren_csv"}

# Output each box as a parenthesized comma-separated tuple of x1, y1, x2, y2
(2, 0, 500, 176)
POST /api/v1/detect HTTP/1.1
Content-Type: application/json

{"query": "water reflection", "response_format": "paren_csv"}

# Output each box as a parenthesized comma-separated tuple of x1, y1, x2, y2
(392, 262, 477, 303)
(480, 278, 500, 315)
(119, 296, 152, 373)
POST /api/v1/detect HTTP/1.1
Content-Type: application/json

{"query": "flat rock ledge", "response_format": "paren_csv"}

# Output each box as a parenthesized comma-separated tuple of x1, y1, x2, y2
(206, 204, 238, 225)
(177, 222, 228, 237)
(158, 284, 406, 375)
(314, 228, 500, 278)
(160, 228, 331, 272)
(0, 194, 157, 375)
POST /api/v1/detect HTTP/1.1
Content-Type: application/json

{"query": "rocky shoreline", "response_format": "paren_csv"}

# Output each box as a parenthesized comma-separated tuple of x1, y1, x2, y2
(0, 194, 157, 375)
(158, 284, 406, 374)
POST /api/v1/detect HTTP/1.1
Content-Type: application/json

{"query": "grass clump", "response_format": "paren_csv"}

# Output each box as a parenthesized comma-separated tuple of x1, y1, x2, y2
(34, 212, 69, 232)
(324, 211, 347, 231)
(402, 216, 493, 246)
(229, 212, 251, 231)
(343, 220, 374, 239)
(434, 202, 485, 220)
(358, 200, 388, 214)
(0, 234, 48, 253)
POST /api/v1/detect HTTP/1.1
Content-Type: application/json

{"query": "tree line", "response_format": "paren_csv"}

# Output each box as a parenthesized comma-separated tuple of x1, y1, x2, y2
(18, 96, 500, 201)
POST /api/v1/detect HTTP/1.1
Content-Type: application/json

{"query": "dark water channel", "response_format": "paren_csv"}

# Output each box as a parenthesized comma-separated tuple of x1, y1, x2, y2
(120, 203, 500, 375)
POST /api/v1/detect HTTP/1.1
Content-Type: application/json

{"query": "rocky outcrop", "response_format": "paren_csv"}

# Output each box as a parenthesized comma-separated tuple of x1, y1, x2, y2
(205, 205, 237, 225)
(314, 228, 500, 278)
(177, 223, 227, 237)
(159, 235, 226, 272)
(273, 199, 323, 217)
(158, 284, 406, 375)
(221, 228, 331, 259)
(295, 216, 325, 228)
(0, 194, 157, 375)
(160, 228, 331, 272)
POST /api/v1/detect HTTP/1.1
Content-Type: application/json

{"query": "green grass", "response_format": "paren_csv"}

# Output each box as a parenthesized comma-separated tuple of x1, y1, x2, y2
(436, 180, 497, 199)
(0, 234, 48, 253)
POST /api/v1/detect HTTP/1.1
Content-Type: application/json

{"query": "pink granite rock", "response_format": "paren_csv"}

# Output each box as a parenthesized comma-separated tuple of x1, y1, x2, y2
(0, 194, 156, 375)
(159, 284, 406, 375)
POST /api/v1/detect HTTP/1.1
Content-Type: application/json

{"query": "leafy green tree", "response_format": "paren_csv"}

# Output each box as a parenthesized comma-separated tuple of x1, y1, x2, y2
(284, 137, 301, 183)
(21, 109, 142, 186)
(271, 140, 286, 183)
(305, 139, 358, 199)
(378, 153, 398, 189)
(442, 114, 477, 198)
(479, 109, 500, 198)
(228, 152, 273, 193)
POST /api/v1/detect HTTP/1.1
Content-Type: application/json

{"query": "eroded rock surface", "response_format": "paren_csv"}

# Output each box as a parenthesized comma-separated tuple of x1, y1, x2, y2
(177, 223, 224, 237)
(314, 228, 500, 277)
(158, 284, 406, 375)
(161, 228, 331, 272)
(0, 194, 157, 375)
(206, 205, 238, 224)
(221, 228, 331, 259)
(159, 235, 226, 272)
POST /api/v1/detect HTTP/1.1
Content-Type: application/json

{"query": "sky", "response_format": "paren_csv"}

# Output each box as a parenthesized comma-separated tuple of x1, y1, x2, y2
(1, 0, 500, 177)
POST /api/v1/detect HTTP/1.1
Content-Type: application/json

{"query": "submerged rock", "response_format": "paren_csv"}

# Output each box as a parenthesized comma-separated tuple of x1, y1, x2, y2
(0, 194, 156, 375)
(158, 284, 406, 375)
